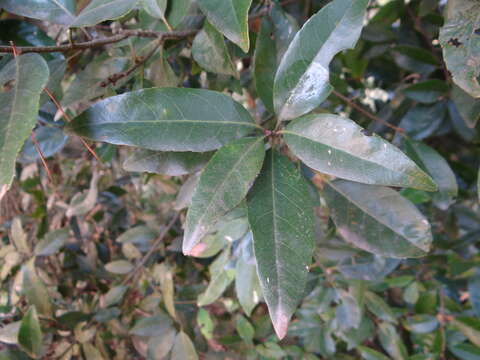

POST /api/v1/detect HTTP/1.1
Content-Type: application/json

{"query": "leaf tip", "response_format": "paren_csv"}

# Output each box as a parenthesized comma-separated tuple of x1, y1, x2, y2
(183, 242, 206, 257)
(271, 307, 291, 340)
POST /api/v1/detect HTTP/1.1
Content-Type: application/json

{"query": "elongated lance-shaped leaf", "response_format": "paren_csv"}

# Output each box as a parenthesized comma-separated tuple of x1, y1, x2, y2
(273, 0, 369, 121)
(247, 150, 315, 339)
(70, 0, 139, 27)
(282, 114, 437, 191)
(0, 54, 49, 187)
(324, 180, 433, 258)
(18, 306, 43, 359)
(0, 0, 75, 25)
(183, 137, 265, 255)
(197, 0, 252, 52)
(439, 0, 480, 98)
(66, 88, 261, 152)
(192, 21, 237, 77)
(123, 150, 213, 176)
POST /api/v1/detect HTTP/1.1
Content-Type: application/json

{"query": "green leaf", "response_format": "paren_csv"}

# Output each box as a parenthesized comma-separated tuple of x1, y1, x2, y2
(103, 285, 129, 307)
(365, 291, 397, 324)
(253, 4, 298, 113)
(197, 0, 252, 52)
(452, 317, 480, 347)
(324, 180, 433, 258)
(235, 233, 262, 316)
(171, 331, 198, 360)
(22, 259, 53, 317)
(403, 139, 458, 210)
(123, 149, 212, 176)
(197, 308, 214, 340)
(0, 0, 75, 25)
(402, 80, 449, 104)
(236, 315, 255, 344)
(82, 343, 104, 360)
(452, 85, 480, 128)
(0, 54, 49, 187)
(247, 149, 315, 339)
(141, 0, 167, 19)
(34, 228, 69, 256)
(399, 102, 447, 140)
(130, 313, 173, 337)
(70, 0, 138, 27)
(449, 343, 480, 360)
(439, 0, 480, 97)
(10, 217, 30, 255)
(18, 307, 42, 359)
(283, 114, 437, 191)
(378, 322, 408, 360)
(105, 260, 134, 274)
(183, 137, 265, 255)
(192, 21, 237, 77)
(147, 327, 176, 360)
(358, 346, 391, 360)
(273, 0, 369, 121)
(469, 275, 480, 317)
(67, 88, 260, 152)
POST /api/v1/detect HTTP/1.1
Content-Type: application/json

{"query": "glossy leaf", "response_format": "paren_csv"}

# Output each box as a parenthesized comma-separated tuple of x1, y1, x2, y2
(449, 343, 480, 360)
(67, 88, 260, 152)
(0, 0, 75, 25)
(192, 21, 237, 76)
(34, 228, 69, 256)
(439, 0, 480, 97)
(402, 80, 449, 104)
(324, 180, 433, 258)
(141, 0, 167, 19)
(273, 0, 369, 121)
(365, 291, 397, 324)
(283, 114, 437, 191)
(399, 102, 447, 140)
(130, 313, 173, 337)
(123, 150, 212, 176)
(197, 0, 252, 52)
(253, 4, 298, 113)
(403, 139, 458, 210)
(378, 322, 408, 360)
(71, 0, 139, 27)
(183, 137, 265, 255)
(452, 85, 480, 128)
(247, 149, 315, 339)
(358, 346, 391, 360)
(452, 317, 480, 347)
(18, 307, 42, 359)
(171, 331, 198, 360)
(0, 54, 49, 187)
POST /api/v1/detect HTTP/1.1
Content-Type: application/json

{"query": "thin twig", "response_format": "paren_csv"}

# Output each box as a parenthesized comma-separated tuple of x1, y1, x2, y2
(100, 37, 163, 87)
(31, 131, 54, 183)
(0, 29, 197, 54)
(122, 212, 180, 285)
(331, 89, 405, 134)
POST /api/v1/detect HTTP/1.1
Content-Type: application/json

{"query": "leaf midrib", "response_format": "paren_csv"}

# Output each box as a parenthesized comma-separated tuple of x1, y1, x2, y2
(72, 119, 262, 129)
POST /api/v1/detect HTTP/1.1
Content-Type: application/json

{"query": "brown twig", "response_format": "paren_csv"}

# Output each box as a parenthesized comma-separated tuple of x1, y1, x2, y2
(31, 131, 54, 183)
(43, 88, 101, 161)
(122, 212, 180, 285)
(0, 29, 197, 54)
(331, 89, 405, 134)
(100, 37, 163, 87)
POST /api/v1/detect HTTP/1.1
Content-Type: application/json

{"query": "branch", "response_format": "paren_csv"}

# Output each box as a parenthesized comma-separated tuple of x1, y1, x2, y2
(331, 89, 405, 134)
(0, 29, 197, 54)
(122, 212, 180, 285)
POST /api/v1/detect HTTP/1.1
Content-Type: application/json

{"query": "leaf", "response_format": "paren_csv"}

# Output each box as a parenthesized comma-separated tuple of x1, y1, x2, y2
(358, 346, 391, 360)
(130, 313, 173, 337)
(283, 114, 437, 191)
(469, 275, 480, 317)
(153, 263, 177, 319)
(398, 102, 447, 140)
(235, 233, 262, 316)
(10, 217, 30, 255)
(439, 0, 480, 97)
(66, 171, 100, 217)
(378, 322, 408, 360)
(71, 0, 139, 27)
(67, 88, 260, 152)
(253, 4, 298, 113)
(147, 327, 176, 360)
(19, 125, 68, 163)
(82, 343, 104, 360)
(22, 259, 53, 317)
(34, 228, 69, 256)
(183, 137, 265, 255)
(449, 343, 480, 360)
(324, 180, 433, 258)
(105, 260, 134, 274)
(402, 80, 449, 104)
(18, 307, 42, 359)
(197, 248, 235, 306)
(236, 315, 255, 344)
(452, 85, 480, 128)
(403, 139, 458, 210)
(0, 54, 49, 187)
(197, 0, 252, 52)
(365, 291, 397, 324)
(192, 21, 237, 76)
(197, 308, 214, 340)
(452, 317, 480, 347)
(0, 321, 21, 344)
(149, 47, 179, 88)
(273, 0, 369, 121)
(103, 285, 129, 307)
(123, 149, 212, 176)
(0, 0, 75, 25)
(247, 149, 315, 339)
(141, 0, 167, 19)
(171, 331, 198, 360)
